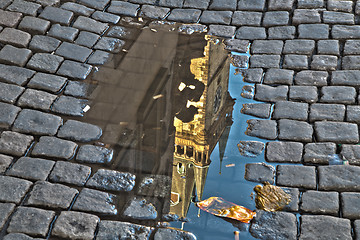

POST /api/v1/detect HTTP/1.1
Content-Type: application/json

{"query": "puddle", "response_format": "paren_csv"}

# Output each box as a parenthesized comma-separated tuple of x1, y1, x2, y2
(78, 18, 275, 240)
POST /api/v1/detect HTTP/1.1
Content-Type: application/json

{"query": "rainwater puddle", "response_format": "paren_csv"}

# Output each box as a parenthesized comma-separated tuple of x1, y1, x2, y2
(80, 19, 274, 240)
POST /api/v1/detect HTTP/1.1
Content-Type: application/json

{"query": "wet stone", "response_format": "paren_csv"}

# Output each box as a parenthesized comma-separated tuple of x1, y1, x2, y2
(73, 16, 108, 35)
(289, 86, 318, 103)
(32, 136, 77, 160)
(7, 207, 55, 237)
(88, 50, 112, 65)
(0, 102, 21, 129)
(266, 142, 303, 163)
(310, 103, 345, 122)
(0, 28, 31, 48)
(298, 24, 329, 39)
(347, 105, 360, 124)
(277, 165, 316, 189)
(64, 81, 96, 98)
(304, 142, 337, 164)
(238, 141, 265, 157)
(262, 11, 289, 27)
(60, 2, 94, 16)
(294, 70, 328, 86)
(273, 101, 308, 121)
(94, 37, 125, 53)
(86, 169, 135, 192)
(25, 181, 78, 209)
(283, 40, 315, 55)
(29, 35, 61, 53)
(241, 85, 254, 99)
(106, 26, 136, 40)
(0, 131, 34, 157)
(320, 86, 356, 104)
(35, 0, 60, 7)
(208, 25, 236, 38)
(0, 44, 32, 67)
(238, 0, 265, 11)
(231, 55, 248, 68)
(76, 145, 113, 164)
(7, 157, 55, 181)
(251, 40, 283, 55)
(282, 187, 299, 212)
(137, 175, 171, 198)
(13, 109, 63, 136)
(47, 24, 79, 42)
(342, 56, 360, 70)
(0, 64, 35, 86)
(231, 11, 263, 26)
(92, 11, 120, 24)
(18, 16, 50, 35)
(49, 161, 91, 186)
(57, 60, 92, 80)
(292, 9, 321, 25)
(154, 228, 196, 240)
(300, 191, 339, 215)
(0, 9, 22, 27)
(319, 165, 360, 191)
(123, 197, 158, 220)
(57, 120, 102, 142)
(209, 0, 236, 10)
(140, 5, 170, 19)
(0, 82, 24, 104)
(268, 26, 296, 40)
(0, 175, 32, 203)
(96, 221, 153, 240)
(55, 42, 92, 62)
(17, 89, 57, 110)
(341, 145, 360, 165)
(27, 73, 67, 93)
(26, 53, 64, 73)
(107, 1, 139, 17)
(245, 163, 275, 184)
(241, 103, 271, 118)
(250, 55, 280, 68)
(332, 25, 360, 39)
(0, 154, 13, 173)
(283, 54, 308, 70)
(278, 119, 313, 142)
(6, 0, 41, 16)
(0, 203, 15, 230)
(52, 211, 98, 240)
(300, 215, 351, 240)
(250, 211, 297, 240)
(254, 85, 288, 102)
(39, 6, 73, 25)
(236, 27, 267, 40)
(239, 68, 263, 83)
(79, 0, 109, 10)
(245, 119, 277, 140)
(73, 188, 117, 215)
(311, 55, 338, 71)
(331, 70, 360, 86)
(75, 31, 100, 48)
(323, 11, 354, 25)
(318, 40, 340, 56)
(341, 192, 360, 220)
(200, 11, 233, 25)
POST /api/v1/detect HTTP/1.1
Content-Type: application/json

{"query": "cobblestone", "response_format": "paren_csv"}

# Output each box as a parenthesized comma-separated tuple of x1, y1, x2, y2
(57, 120, 101, 142)
(0, 154, 13, 173)
(91, 11, 120, 24)
(29, 35, 61, 53)
(347, 105, 360, 124)
(262, 11, 289, 27)
(238, 0, 265, 11)
(75, 31, 100, 48)
(0, 9, 22, 27)
(273, 101, 308, 120)
(94, 37, 125, 53)
(73, 16, 109, 35)
(26, 53, 65, 73)
(292, 9, 321, 25)
(154, 228, 196, 240)
(96, 221, 153, 239)
(300, 190, 339, 215)
(231, 11, 262, 26)
(0, 102, 21, 129)
(64, 81, 96, 98)
(0, 203, 15, 231)
(278, 119, 313, 142)
(320, 86, 356, 104)
(140, 5, 170, 19)
(289, 86, 318, 103)
(0, 44, 32, 67)
(318, 40, 340, 56)
(49, 161, 91, 186)
(39, 6, 73, 25)
(239, 68, 263, 83)
(0, 131, 34, 157)
(251, 40, 283, 55)
(294, 70, 328, 86)
(86, 169, 135, 192)
(245, 119, 277, 140)
(200, 10, 232, 25)
(0, 82, 24, 104)
(277, 165, 316, 189)
(254, 84, 288, 102)
(47, 24, 79, 42)
(268, 26, 295, 39)
(60, 2, 94, 16)
(323, 11, 354, 25)
(327, 0, 353, 12)
(342, 56, 360, 70)
(123, 197, 158, 220)
(57, 60, 92, 80)
(17, 89, 57, 110)
(318, 165, 360, 191)
(266, 141, 303, 163)
(315, 121, 359, 143)
(107, 1, 139, 17)
(7, 157, 55, 181)
(238, 141, 265, 158)
(298, 24, 329, 39)
(76, 145, 113, 164)
(0, 175, 32, 203)
(18, 16, 50, 35)
(27, 72, 67, 93)
(304, 142, 336, 164)
(55, 42, 92, 63)
(208, 25, 236, 38)
(341, 145, 360, 165)
(31, 136, 77, 160)
(331, 70, 360, 86)
(6, 0, 41, 16)
(241, 103, 271, 118)
(236, 27, 267, 40)
(283, 39, 315, 55)
(341, 192, 360, 219)
(244, 163, 275, 183)
(283, 54, 308, 70)
(137, 175, 171, 197)
(0, 64, 35, 86)
(309, 103, 345, 122)
(0, 28, 31, 48)
(79, 0, 109, 10)
(311, 55, 338, 71)
(332, 25, 360, 39)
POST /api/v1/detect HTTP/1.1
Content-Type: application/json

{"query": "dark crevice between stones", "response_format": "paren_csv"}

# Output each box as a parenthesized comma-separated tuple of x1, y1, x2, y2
(46, 214, 58, 240)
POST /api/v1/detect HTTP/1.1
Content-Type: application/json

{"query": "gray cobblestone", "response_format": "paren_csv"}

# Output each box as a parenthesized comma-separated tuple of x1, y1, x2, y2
(332, 25, 360, 39)
(0, 0, 12, 9)
(73, 16, 108, 35)
(277, 165, 316, 189)
(49, 161, 91, 186)
(318, 40, 340, 55)
(96, 221, 153, 240)
(55, 42, 92, 62)
(238, 68, 263, 83)
(236, 26, 266, 40)
(25, 181, 78, 209)
(273, 101, 308, 120)
(200, 10, 232, 25)
(0, 154, 13, 173)
(300, 215, 351, 240)
(17, 89, 57, 110)
(241, 103, 271, 118)
(255, 84, 288, 102)
(304, 142, 336, 164)
(263, 11, 289, 27)
(0, 102, 20, 129)
(0, 82, 24, 103)
(238, 0, 265, 11)
(0, 63, 35, 86)
(251, 40, 283, 55)
(86, 169, 135, 192)
(311, 55, 338, 70)
(208, 25, 236, 38)
(298, 24, 329, 39)
(39, 6, 73, 25)
(209, 0, 236, 10)
(0, 44, 32, 67)
(0, 131, 33, 157)
(7, 157, 55, 181)
(0, 203, 15, 230)
(231, 11, 262, 26)
(278, 119, 313, 142)
(250, 55, 280, 68)
(167, 9, 201, 23)
(341, 192, 360, 220)
(57, 60, 92, 80)
(6, 0, 41, 16)
(347, 105, 360, 124)
(294, 70, 328, 86)
(320, 86, 356, 104)
(0, 27, 31, 48)
(268, 26, 295, 39)
(0, 9, 22, 27)
(26, 53, 63, 73)
(283, 54, 308, 70)
(79, 0, 109, 10)
(344, 40, 360, 55)
(60, 2, 94, 16)
(315, 121, 359, 143)
(323, 11, 354, 25)
(268, 0, 294, 10)
(301, 190, 339, 215)
(76, 145, 113, 164)
(0, 175, 32, 203)
(88, 50, 112, 65)
(73, 188, 118, 215)
(123, 197, 158, 220)
(292, 9, 321, 25)
(245, 163, 275, 184)
(91, 11, 120, 24)
(107, 1, 139, 17)
(94, 37, 125, 53)
(13, 109, 62, 136)
(319, 165, 360, 191)
(47, 24, 79, 42)
(158, 0, 183, 7)
(52, 95, 88, 117)
(27, 72, 67, 93)
(282, 187, 299, 212)
(289, 86, 318, 103)
(57, 120, 101, 142)
(310, 103, 345, 122)
(237, 140, 265, 159)
(29, 35, 61, 53)
(137, 175, 171, 197)
(18, 16, 50, 35)
(343, 56, 360, 70)
(264, 69, 293, 85)
(341, 144, 360, 165)
(32, 136, 77, 160)
(283, 39, 315, 55)
(35, 0, 60, 7)
(327, 0, 353, 12)
(64, 81, 96, 98)
(266, 141, 303, 163)
(245, 119, 277, 140)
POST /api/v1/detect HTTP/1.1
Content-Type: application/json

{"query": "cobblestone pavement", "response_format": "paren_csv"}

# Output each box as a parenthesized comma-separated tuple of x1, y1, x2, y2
(1, 0, 360, 239)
